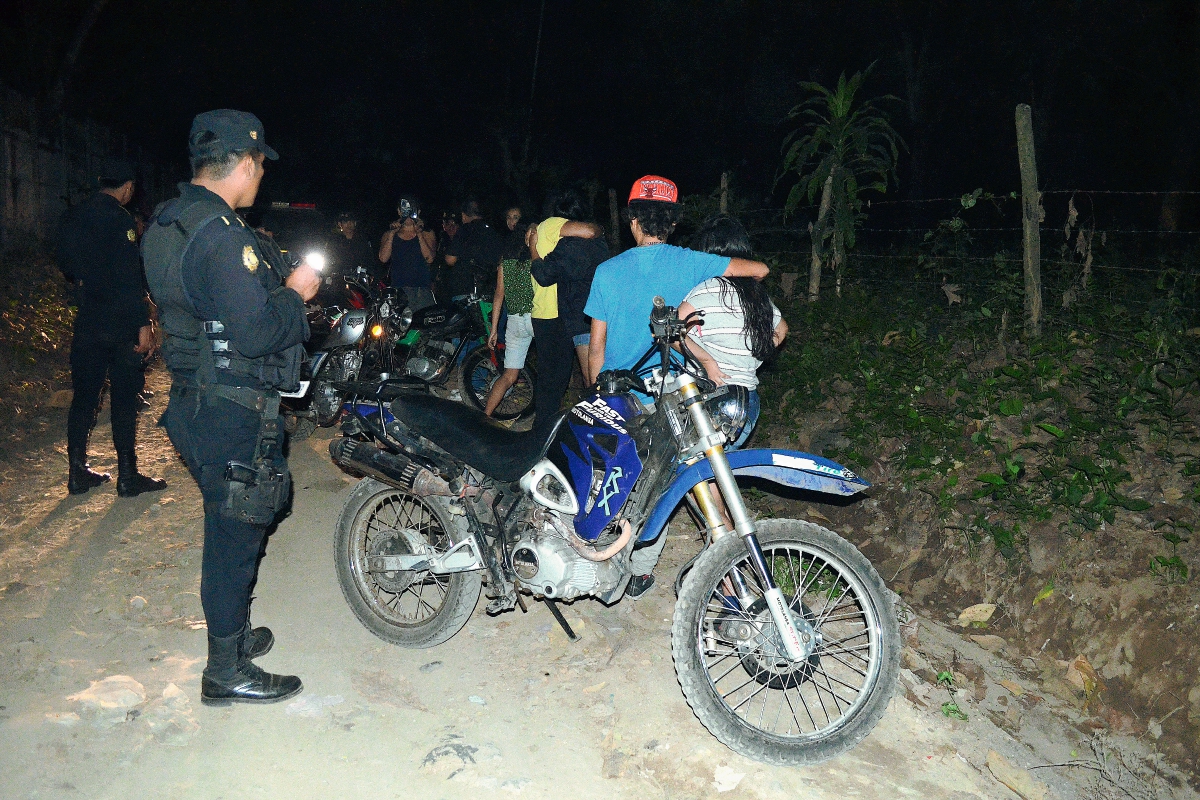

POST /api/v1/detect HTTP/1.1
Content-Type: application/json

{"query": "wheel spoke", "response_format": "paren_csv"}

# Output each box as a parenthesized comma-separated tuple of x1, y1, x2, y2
(729, 675, 773, 713)
(812, 661, 864, 700)
(352, 489, 457, 625)
(820, 649, 870, 679)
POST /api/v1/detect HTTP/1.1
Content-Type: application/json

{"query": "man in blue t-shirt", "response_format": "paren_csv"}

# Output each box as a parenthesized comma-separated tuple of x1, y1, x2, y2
(583, 175, 769, 598)
(585, 175, 768, 377)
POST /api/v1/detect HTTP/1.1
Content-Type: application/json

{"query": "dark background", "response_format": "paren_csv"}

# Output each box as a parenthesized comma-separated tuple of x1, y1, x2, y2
(2, 0, 1197, 227)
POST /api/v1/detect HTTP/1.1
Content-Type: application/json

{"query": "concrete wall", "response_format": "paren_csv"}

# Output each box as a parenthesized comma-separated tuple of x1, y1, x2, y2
(0, 84, 175, 247)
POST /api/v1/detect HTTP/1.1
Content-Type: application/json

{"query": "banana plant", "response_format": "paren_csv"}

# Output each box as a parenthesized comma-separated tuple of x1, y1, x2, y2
(779, 65, 904, 302)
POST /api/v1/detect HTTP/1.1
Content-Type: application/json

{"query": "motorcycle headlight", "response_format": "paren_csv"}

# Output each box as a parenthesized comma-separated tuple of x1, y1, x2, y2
(703, 384, 752, 446)
(394, 306, 413, 336)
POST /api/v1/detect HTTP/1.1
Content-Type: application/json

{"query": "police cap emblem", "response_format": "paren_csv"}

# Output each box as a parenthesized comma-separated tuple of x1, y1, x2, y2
(243, 245, 259, 272)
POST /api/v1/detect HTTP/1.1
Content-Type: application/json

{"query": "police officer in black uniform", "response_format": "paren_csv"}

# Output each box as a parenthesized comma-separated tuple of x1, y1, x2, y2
(142, 110, 320, 706)
(56, 158, 168, 497)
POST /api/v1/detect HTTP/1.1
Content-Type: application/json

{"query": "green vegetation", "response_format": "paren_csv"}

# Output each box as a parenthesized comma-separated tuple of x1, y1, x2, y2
(0, 242, 74, 381)
(756, 209, 1199, 578)
(936, 670, 968, 720)
(779, 65, 903, 300)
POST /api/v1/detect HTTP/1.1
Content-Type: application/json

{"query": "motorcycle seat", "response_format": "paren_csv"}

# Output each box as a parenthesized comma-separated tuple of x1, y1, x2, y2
(390, 393, 563, 483)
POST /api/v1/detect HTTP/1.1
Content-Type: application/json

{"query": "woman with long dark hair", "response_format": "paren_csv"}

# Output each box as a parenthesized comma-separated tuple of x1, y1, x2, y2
(679, 214, 787, 448)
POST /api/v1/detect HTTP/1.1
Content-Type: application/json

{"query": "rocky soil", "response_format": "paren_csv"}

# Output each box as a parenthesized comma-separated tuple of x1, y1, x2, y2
(0, 367, 1193, 799)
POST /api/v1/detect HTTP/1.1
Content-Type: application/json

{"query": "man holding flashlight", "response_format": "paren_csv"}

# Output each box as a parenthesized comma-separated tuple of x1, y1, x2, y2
(143, 110, 319, 706)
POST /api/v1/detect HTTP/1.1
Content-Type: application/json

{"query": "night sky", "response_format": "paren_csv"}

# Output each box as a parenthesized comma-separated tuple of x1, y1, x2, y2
(2, 1, 1198, 224)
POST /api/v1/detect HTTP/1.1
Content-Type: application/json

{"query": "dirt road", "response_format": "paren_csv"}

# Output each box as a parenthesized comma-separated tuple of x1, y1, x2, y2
(0, 377, 1189, 799)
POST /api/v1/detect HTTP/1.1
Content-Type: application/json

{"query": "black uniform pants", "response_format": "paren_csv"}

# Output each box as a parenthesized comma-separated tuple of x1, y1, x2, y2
(531, 316, 573, 431)
(68, 324, 145, 454)
(164, 387, 286, 638)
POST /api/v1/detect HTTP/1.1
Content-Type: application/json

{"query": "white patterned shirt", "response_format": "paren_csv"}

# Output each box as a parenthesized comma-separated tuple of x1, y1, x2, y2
(684, 277, 780, 390)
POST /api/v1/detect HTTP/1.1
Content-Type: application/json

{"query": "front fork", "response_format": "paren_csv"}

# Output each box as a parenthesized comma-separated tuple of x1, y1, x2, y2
(678, 377, 809, 662)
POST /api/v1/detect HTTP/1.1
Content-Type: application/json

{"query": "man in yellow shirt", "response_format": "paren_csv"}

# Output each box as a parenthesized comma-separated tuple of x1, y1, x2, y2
(528, 191, 601, 431)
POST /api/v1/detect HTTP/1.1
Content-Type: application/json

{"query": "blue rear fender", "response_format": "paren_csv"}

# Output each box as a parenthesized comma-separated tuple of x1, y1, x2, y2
(637, 448, 870, 543)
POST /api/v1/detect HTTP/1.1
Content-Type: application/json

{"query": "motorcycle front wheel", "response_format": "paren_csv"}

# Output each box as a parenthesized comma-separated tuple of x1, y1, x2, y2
(335, 478, 482, 648)
(671, 519, 900, 766)
(460, 347, 535, 421)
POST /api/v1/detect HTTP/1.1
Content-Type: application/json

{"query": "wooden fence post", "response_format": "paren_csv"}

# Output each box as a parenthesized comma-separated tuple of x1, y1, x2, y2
(607, 188, 621, 253)
(1015, 104, 1043, 338)
(719, 171, 729, 214)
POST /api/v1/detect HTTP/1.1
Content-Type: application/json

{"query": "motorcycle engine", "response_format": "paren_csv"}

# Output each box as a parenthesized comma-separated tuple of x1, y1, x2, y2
(510, 511, 626, 601)
(405, 338, 456, 382)
(315, 350, 363, 418)
(330, 350, 363, 382)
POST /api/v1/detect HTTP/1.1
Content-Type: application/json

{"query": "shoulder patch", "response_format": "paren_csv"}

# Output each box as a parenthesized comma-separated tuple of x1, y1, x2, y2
(243, 245, 259, 272)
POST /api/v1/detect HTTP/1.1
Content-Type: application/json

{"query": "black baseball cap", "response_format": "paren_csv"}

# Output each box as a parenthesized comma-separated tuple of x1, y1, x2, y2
(189, 109, 279, 160)
(96, 158, 135, 186)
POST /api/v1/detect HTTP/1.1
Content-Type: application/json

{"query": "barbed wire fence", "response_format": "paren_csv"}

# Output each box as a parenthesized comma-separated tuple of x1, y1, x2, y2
(724, 186, 1200, 345)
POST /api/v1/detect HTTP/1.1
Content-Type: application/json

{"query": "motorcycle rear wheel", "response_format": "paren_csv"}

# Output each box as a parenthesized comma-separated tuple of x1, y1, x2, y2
(671, 519, 899, 766)
(335, 478, 482, 648)
(460, 347, 535, 421)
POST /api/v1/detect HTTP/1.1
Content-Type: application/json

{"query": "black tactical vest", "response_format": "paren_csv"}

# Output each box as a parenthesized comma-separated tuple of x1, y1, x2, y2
(142, 193, 303, 392)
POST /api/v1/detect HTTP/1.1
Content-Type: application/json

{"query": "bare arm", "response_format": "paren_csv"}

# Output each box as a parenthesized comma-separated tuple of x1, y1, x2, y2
(559, 221, 601, 239)
(724, 257, 769, 280)
(677, 300, 727, 385)
(488, 264, 505, 348)
(588, 318, 607, 380)
(772, 317, 788, 348)
(684, 339, 726, 386)
(377, 228, 394, 263)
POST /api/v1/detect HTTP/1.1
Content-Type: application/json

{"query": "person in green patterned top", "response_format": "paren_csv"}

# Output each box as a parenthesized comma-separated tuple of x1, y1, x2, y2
(484, 222, 536, 417)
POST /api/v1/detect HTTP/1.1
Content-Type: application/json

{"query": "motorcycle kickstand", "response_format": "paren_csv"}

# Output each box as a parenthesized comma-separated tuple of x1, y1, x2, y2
(543, 598, 581, 643)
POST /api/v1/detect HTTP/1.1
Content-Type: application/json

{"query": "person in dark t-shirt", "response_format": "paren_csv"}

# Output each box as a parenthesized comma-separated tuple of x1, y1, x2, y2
(379, 203, 437, 310)
(443, 199, 502, 299)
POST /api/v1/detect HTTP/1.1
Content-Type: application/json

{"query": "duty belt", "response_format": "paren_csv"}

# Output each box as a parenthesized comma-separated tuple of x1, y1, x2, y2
(174, 381, 282, 466)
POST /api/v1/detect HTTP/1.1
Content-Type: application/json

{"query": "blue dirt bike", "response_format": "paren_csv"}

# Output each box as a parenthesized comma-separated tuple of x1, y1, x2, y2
(326, 297, 899, 766)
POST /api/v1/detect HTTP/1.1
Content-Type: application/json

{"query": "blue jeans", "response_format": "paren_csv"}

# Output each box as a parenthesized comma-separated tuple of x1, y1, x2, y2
(730, 389, 761, 450)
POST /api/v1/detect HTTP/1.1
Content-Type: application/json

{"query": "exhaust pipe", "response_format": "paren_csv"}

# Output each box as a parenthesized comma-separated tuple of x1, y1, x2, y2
(329, 438, 452, 496)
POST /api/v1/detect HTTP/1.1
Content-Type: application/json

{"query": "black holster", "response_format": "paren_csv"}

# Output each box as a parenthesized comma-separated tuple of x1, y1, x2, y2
(210, 386, 291, 526)
(223, 459, 290, 526)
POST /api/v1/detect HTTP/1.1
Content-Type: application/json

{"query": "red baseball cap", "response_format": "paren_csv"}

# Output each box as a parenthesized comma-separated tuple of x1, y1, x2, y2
(628, 175, 678, 204)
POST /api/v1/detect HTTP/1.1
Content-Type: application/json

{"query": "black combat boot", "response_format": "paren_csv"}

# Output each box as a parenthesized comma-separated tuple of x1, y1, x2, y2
(115, 450, 167, 497)
(240, 618, 275, 661)
(200, 632, 303, 707)
(67, 445, 110, 495)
